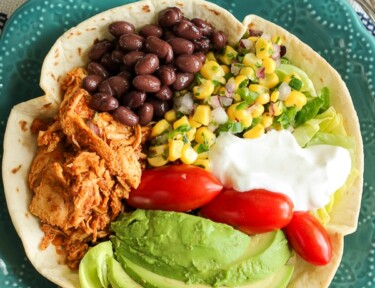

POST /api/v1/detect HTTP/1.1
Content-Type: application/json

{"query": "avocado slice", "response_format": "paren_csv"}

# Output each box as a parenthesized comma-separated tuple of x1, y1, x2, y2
(79, 241, 113, 288)
(112, 210, 292, 287)
(275, 63, 316, 96)
(121, 255, 294, 288)
(107, 257, 142, 288)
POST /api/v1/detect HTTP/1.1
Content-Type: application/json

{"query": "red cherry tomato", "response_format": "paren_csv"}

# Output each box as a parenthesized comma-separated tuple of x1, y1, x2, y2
(283, 211, 332, 266)
(127, 164, 223, 212)
(200, 188, 294, 234)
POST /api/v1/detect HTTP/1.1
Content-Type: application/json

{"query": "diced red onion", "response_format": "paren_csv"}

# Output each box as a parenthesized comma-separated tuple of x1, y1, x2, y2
(174, 92, 194, 115)
(208, 95, 222, 109)
(249, 29, 263, 37)
(240, 38, 253, 50)
(210, 107, 228, 125)
(256, 67, 265, 79)
(271, 44, 280, 60)
(231, 64, 242, 76)
(219, 96, 233, 107)
(225, 78, 236, 97)
(278, 82, 292, 101)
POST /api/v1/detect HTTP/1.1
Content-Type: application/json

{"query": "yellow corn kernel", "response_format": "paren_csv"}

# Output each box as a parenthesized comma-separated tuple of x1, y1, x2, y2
(148, 155, 168, 167)
(219, 45, 238, 65)
(270, 90, 280, 102)
(193, 144, 209, 159)
(244, 124, 265, 139)
(284, 72, 301, 84)
(164, 109, 177, 123)
(186, 127, 196, 142)
(180, 144, 198, 164)
(195, 127, 216, 146)
(192, 105, 211, 126)
(249, 103, 264, 118)
(173, 115, 190, 130)
(239, 66, 256, 81)
(217, 86, 227, 96)
(242, 53, 262, 68)
(234, 74, 249, 90)
(272, 35, 282, 45)
(188, 115, 202, 128)
(206, 51, 216, 62)
(220, 65, 230, 74)
(227, 103, 240, 121)
(149, 144, 168, 157)
(284, 91, 307, 109)
(255, 38, 271, 59)
(249, 84, 269, 94)
(234, 107, 253, 128)
(248, 36, 259, 43)
(262, 58, 276, 74)
(201, 61, 225, 81)
(271, 101, 284, 116)
(255, 93, 270, 105)
(259, 73, 279, 89)
(193, 80, 215, 100)
(261, 113, 273, 128)
(168, 139, 184, 161)
(150, 119, 171, 138)
(193, 159, 210, 171)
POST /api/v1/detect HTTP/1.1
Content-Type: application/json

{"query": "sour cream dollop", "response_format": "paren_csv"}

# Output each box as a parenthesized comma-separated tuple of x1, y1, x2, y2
(209, 130, 351, 211)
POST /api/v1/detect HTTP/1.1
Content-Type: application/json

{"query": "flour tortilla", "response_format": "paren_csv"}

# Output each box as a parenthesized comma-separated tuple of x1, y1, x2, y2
(2, 1, 363, 288)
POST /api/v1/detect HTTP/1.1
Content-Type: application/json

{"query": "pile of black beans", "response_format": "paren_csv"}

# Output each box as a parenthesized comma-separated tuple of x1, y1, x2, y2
(82, 6, 228, 126)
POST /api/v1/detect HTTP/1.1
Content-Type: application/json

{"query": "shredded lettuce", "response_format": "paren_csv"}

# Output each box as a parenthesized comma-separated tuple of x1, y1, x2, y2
(293, 104, 358, 224)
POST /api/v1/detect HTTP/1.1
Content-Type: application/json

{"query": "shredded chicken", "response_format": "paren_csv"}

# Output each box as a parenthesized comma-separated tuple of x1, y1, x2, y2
(29, 68, 151, 269)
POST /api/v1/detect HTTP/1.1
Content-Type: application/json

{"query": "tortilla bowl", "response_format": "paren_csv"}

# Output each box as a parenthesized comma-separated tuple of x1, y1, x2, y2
(2, 0, 363, 287)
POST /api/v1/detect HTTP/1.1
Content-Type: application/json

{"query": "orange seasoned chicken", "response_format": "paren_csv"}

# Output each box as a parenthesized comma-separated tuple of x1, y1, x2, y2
(29, 68, 150, 269)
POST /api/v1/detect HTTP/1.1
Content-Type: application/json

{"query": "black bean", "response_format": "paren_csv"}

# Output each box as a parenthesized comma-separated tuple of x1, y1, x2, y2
(149, 99, 169, 117)
(155, 85, 172, 100)
(173, 20, 201, 41)
(87, 62, 110, 79)
(98, 76, 129, 98)
(117, 70, 132, 81)
(113, 106, 139, 126)
(123, 51, 145, 68)
(174, 54, 202, 73)
(109, 21, 135, 37)
(163, 30, 176, 41)
(121, 90, 146, 109)
(156, 65, 176, 86)
(145, 36, 174, 63)
(211, 31, 227, 49)
(111, 50, 125, 64)
(101, 53, 120, 72)
(193, 37, 210, 53)
(194, 52, 206, 64)
(168, 37, 194, 55)
(89, 93, 119, 112)
(171, 73, 194, 91)
(158, 7, 183, 28)
(88, 40, 113, 61)
(119, 33, 145, 51)
(138, 103, 154, 125)
(134, 53, 160, 75)
(191, 18, 213, 36)
(82, 75, 103, 93)
(139, 24, 163, 38)
(133, 75, 161, 93)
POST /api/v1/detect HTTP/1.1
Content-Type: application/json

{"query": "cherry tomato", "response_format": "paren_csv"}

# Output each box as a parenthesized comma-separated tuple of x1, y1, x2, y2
(127, 164, 223, 212)
(283, 211, 332, 266)
(200, 189, 294, 234)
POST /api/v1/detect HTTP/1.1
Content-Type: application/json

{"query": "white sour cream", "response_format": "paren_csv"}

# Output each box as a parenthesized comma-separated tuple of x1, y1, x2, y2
(209, 130, 351, 211)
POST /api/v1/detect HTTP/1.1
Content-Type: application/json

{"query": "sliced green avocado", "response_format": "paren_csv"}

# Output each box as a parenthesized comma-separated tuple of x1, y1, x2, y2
(121, 255, 294, 288)
(112, 210, 292, 287)
(79, 241, 112, 288)
(275, 63, 316, 96)
(107, 257, 142, 288)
